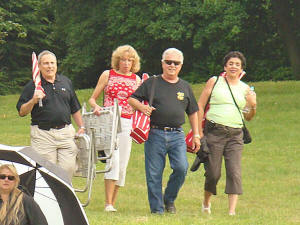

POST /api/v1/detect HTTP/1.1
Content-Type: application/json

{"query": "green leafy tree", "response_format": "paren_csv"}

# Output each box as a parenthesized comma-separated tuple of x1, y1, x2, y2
(0, 6, 26, 44)
(53, 0, 250, 85)
(0, 0, 53, 95)
(2, 0, 298, 95)
(0, 3, 26, 95)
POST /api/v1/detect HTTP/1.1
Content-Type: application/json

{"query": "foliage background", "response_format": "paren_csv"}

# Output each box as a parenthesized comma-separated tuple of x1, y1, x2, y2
(0, 0, 300, 95)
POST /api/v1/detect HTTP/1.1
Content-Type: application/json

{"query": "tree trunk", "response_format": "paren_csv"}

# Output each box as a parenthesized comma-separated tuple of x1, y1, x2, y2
(272, 0, 300, 79)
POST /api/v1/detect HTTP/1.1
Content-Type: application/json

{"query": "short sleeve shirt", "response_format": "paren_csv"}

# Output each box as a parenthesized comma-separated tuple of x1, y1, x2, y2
(16, 74, 81, 126)
(130, 75, 199, 127)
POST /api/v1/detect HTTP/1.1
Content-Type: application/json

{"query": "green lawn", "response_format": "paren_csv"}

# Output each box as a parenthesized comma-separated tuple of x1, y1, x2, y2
(1, 81, 299, 225)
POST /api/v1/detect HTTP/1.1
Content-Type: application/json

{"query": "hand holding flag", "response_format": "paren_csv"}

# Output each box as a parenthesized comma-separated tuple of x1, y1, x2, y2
(32, 52, 45, 107)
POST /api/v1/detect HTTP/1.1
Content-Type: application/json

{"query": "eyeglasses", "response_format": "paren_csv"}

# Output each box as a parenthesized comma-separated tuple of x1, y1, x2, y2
(120, 58, 134, 62)
(163, 60, 182, 66)
(0, 174, 15, 181)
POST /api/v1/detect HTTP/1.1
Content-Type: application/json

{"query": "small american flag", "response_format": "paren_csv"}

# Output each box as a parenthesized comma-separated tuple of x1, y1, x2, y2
(32, 52, 45, 107)
(220, 70, 246, 79)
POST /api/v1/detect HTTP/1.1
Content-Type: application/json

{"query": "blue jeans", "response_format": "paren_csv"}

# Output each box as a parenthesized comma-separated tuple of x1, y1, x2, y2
(144, 128, 188, 213)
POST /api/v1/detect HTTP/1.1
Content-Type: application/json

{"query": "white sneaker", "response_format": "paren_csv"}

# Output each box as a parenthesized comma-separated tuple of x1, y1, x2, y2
(202, 203, 211, 214)
(104, 204, 117, 212)
(229, 212, 236, 216)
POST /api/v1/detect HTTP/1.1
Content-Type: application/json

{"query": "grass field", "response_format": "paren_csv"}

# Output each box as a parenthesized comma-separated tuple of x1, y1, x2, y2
(0, 81, 299, 225)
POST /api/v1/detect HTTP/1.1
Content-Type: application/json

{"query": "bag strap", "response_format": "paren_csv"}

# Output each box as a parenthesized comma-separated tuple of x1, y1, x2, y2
(224, 77, 246, 127)
(204, 75, 219, 110)
(148, 75, 157, 106)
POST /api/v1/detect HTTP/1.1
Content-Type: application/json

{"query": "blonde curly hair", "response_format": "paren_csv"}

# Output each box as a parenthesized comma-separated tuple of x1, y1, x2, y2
(0, 164, 24, 225)
(111, 45, 140, 73)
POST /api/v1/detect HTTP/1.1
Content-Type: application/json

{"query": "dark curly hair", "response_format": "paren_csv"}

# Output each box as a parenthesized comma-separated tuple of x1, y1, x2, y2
(223, 51, 246, 69)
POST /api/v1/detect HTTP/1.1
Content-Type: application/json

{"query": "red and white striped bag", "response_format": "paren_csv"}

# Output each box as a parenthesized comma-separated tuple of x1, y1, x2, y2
(130, 73, 151, 144)
(130, 108, 151, 144)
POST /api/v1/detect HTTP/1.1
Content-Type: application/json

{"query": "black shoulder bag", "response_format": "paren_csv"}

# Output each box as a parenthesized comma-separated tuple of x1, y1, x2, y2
(224, 78, 252, 144)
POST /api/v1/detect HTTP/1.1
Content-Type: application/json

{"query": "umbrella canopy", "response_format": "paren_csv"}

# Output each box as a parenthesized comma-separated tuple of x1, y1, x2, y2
(0, 145, 89, 225)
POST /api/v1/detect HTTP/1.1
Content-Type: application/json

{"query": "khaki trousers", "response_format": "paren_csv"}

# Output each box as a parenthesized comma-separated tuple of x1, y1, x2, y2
(204, 121, 244, 195)
(30, 124, 78, 180)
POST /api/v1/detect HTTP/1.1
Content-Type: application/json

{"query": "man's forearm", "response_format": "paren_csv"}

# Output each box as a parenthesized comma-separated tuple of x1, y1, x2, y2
(188, 112, 200, 136)
(19, 99, 36, 117)
(128, 97, 143, 111)
(72, 110, 84, 128)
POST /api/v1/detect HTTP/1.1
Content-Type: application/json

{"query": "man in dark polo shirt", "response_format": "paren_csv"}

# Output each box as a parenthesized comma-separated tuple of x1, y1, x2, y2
(16, 50, 85, 180)
(128, 48, 200, 214)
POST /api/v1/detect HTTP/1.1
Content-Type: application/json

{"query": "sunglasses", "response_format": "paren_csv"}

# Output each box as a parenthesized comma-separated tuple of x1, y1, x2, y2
(163, 60, 181, 66)
(0, 174, 15, 181)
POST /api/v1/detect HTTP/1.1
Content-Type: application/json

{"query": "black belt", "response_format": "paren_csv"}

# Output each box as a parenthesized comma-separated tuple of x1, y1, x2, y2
(206, 120, 241, 130)
(150, 125, 181, 132)
(38, 124, 67, 131)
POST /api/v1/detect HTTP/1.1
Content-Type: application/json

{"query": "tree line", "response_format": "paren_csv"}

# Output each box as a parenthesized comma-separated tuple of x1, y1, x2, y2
(0, 0, 299, 95)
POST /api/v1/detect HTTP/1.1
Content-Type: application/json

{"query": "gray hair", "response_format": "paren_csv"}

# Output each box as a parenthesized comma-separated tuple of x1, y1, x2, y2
(38, 50, 57, 64)
(162, 48, 184, 64)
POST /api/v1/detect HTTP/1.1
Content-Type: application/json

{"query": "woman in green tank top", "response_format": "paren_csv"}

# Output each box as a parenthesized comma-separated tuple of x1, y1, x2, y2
(197, 51, 257, 216)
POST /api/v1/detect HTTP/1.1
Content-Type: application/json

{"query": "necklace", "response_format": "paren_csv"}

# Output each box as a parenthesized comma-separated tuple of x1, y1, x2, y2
(116, 70, 132, 76)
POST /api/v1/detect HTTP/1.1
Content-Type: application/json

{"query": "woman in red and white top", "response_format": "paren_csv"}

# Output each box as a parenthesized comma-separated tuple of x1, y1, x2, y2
(89, 45, 141, 212)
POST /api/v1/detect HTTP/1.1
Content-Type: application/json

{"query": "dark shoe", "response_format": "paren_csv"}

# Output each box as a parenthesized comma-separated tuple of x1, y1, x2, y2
(190, 155, 201, 172)
(98, 150, 106, 163)
(151, 211, 164, 215)
(165, 202, 176, 214)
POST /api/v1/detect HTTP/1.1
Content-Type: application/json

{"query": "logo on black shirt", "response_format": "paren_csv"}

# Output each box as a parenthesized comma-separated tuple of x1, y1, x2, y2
(177, 92, 184, 101)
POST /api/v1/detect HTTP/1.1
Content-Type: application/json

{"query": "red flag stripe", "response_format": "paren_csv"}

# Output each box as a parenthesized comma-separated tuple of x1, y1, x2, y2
(221, 71, 246, 79)
(32, 52, 45, 94)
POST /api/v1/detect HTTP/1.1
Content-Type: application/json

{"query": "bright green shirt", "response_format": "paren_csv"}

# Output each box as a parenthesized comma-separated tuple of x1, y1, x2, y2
(206, 76, 248, 128)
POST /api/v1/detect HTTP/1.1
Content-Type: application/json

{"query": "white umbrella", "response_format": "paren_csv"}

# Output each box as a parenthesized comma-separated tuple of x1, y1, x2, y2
(0, 145, 89, 225)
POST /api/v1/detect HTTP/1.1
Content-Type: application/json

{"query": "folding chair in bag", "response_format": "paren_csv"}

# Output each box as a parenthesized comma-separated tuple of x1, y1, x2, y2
(74, 99, 121, 207)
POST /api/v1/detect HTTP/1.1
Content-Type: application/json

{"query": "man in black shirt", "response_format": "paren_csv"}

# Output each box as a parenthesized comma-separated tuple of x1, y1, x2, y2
(128, 48, 200, 214)
(16, 50, 85, 180)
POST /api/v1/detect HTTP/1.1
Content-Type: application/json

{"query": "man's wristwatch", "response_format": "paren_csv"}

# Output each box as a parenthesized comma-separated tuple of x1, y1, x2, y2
(193, 134, 201, 139)
(80, 126, 85, 129)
